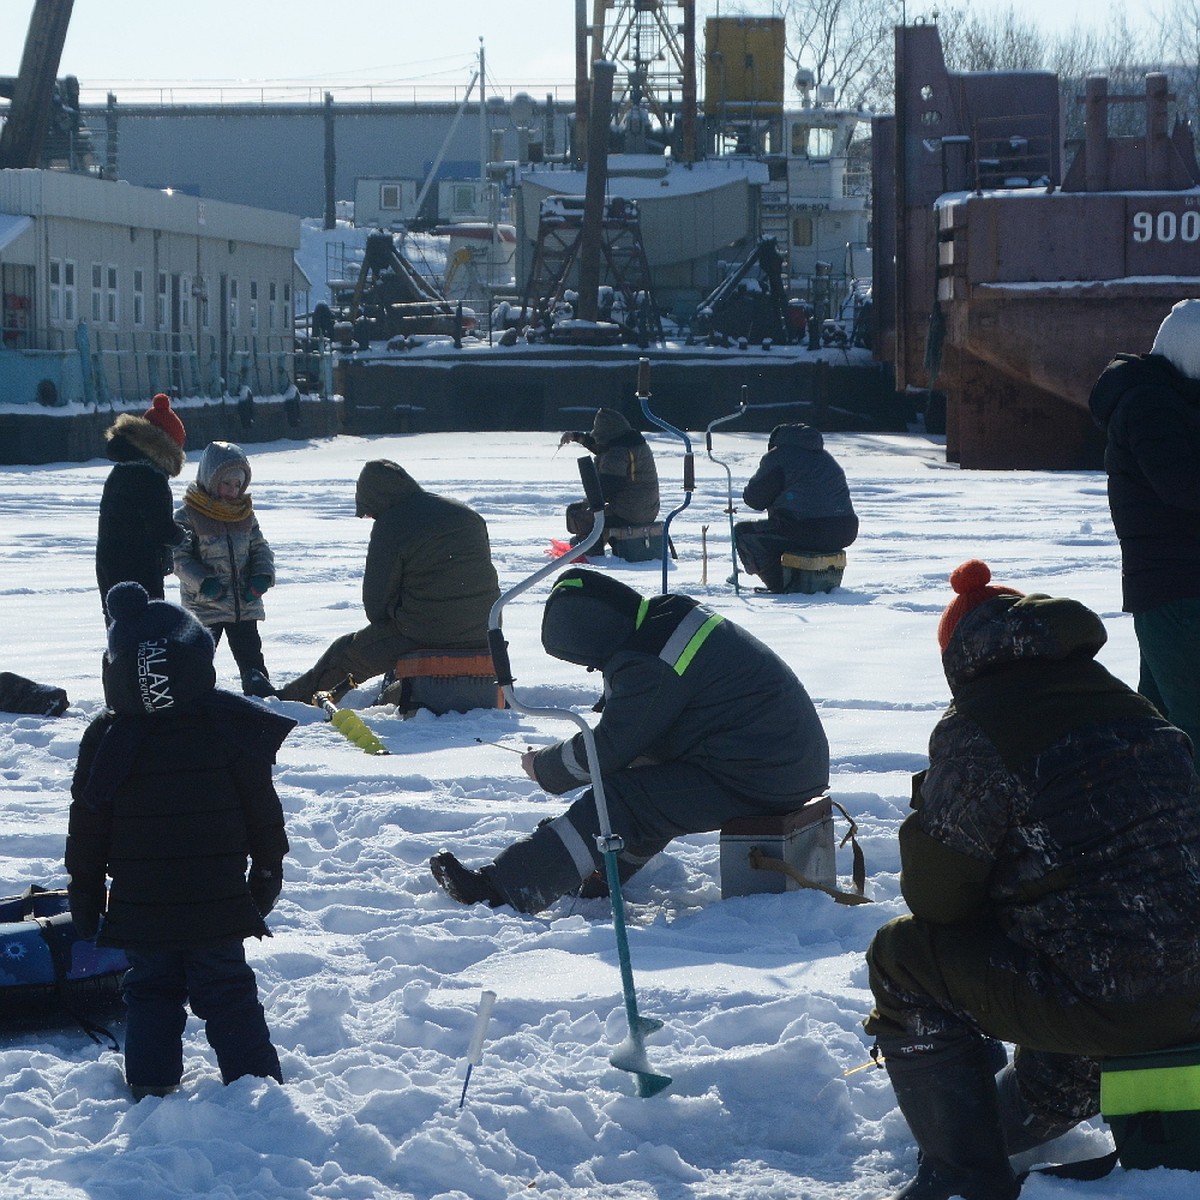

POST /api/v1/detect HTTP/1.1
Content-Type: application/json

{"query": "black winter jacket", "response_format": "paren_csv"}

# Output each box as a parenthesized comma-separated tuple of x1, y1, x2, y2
(742, 424, 856, 530)
(1089, 353, 1200, 612)
(531, 593, 829, 805)
(96, 414, 187, 607)
(902, 591, 1200, 1004)
(66, 694, 293, 947)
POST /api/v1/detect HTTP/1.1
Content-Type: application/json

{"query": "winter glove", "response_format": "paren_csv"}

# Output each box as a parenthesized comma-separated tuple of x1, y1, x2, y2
(198, 576, 224, 600)
(68, 886, 104, 941)
(243, 574, 273, 602)
(249, 863, 283, 917)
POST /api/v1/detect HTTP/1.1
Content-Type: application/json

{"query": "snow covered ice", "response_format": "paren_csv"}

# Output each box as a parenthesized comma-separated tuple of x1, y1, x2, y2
(0, 428, 1186, 1199)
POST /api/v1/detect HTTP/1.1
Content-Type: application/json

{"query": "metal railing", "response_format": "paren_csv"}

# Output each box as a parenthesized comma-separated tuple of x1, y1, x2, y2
(84, 329, 305, 404)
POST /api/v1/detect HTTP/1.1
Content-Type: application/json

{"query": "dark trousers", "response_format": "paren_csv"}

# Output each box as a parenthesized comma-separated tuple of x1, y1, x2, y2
(210, 621, 269, 684)
(1134, 597, 1200, 762)
(489, 761, 817, 913)
(275, 623, 422, 703)
(565, 500, 645, 548)
(864, 914, 1200, 1133)
(122, 941, 282, 1088)
(734, 514, 858, 591)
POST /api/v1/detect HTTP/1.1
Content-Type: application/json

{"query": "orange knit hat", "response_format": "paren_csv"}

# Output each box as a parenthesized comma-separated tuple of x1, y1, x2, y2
(937, 560, 1024, 652)
(145, 393, 186, 448)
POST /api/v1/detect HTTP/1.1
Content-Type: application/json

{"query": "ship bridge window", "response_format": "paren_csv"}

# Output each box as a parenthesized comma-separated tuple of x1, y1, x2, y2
(791, 123, 834, 158)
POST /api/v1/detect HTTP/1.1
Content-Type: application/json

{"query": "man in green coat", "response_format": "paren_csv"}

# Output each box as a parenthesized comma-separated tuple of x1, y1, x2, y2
(864, 559, 1200, 1200)
(276, 460, 499, 702)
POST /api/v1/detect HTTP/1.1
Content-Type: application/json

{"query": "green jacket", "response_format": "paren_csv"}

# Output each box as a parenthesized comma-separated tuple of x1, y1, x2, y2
(355, 460, 498, 648)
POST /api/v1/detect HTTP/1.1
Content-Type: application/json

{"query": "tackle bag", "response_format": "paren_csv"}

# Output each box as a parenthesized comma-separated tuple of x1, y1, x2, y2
(0, 886, 128, 1046)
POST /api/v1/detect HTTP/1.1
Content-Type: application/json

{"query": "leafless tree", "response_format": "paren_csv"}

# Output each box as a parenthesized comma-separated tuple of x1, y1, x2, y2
(781, 0, 903, 111)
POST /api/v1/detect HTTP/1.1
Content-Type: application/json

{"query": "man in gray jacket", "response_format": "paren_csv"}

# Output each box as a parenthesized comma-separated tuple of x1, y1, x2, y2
(276, 460, 499, 703)
(431, 567, 829, 912)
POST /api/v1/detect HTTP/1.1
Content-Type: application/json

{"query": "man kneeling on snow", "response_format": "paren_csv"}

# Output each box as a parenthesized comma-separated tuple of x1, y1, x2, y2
(864, 560, 1200, 1200)
(430, 567, 829, 913)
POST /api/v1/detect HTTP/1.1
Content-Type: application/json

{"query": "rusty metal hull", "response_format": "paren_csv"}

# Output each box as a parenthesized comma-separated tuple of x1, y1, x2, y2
(882, 22, 1200, 469)
(939, 284, 1188, 469)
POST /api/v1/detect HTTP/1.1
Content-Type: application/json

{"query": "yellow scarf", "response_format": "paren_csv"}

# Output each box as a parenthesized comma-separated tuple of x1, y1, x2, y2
(184, 482, 253, 523)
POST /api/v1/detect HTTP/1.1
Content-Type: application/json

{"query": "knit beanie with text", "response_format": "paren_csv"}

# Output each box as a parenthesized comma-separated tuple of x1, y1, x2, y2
(103, 582, 215, 714)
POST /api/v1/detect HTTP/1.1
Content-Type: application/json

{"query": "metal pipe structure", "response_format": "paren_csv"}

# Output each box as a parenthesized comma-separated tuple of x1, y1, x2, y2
(636, 357, 693, 595)
(704, 385, 749, 594)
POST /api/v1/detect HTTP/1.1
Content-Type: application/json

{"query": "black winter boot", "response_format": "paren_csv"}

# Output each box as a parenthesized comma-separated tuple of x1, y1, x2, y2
(242, 669, 278, 699)
(879, 1032, 1022, 1200)
(430, 853, 505, 907)
(996, 1064, 1079, 1157)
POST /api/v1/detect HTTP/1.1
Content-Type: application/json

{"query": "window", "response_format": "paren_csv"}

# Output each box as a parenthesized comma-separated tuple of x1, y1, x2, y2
(133, 269, 145, 326)
(105, 265, 119, 324)
(91, 262, 103, 322)
(451, 184, 477, 215)
(380, 183, 401, 209)
(180, 273, 192, 327)
(199, 277, 210, 329)
(269, 281, 278, 330)
(792, 215, 814, 247)
(49, 259, 62, 321)
(63, 260, 76, 321)
(156, 270, 168, 328)
(249, 280, 258, 331)
(228, 277, 239, 329)
(791, 124, 834, 158)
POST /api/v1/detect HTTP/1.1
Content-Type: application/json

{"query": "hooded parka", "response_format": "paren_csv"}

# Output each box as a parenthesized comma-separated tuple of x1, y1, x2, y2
(568, 409, 660, 527)
(355, 459, 499, 646)
(96, 413, 186, 611)
(484, 569, 830, 911)
(174, 442, 275, 625)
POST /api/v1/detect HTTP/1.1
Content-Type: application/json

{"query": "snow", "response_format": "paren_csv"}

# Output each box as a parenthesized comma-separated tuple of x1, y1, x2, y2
(0, 428, 1187, 1199)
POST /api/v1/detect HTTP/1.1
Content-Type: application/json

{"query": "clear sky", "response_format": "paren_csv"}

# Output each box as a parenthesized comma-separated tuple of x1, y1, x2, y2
(1, 0, 1160, 97)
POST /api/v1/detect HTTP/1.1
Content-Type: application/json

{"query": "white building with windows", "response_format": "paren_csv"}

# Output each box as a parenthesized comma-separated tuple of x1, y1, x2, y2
(0, 168, 303, 407)
(352, 177, 421, 229)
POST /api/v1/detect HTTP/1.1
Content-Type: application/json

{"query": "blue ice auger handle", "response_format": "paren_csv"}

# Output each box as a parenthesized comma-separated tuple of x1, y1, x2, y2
(636, 357, 693, 594)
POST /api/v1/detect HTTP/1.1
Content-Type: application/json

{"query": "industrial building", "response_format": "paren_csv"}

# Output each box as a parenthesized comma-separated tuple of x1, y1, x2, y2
(0, 167, 304, 407)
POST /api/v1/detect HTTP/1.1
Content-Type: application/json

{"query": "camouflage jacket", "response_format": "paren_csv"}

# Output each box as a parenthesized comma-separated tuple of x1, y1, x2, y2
(901, 592, 1200, 1003)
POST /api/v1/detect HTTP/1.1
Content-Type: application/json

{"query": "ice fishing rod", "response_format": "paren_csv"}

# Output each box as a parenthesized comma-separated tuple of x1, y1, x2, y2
(636, 356, 693, 596)
(705, 386, 749, 595)
(485, 455, 671, 1099)
(458, 989, 496, 1108)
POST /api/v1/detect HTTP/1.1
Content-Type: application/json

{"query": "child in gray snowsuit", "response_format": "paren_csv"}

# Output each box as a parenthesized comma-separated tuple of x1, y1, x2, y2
(173, 441, 276, 697)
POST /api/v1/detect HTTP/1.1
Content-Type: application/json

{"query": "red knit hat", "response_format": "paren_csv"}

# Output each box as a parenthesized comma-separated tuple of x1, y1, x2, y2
(936, 560, 1024, 652)
(145, 393, 186, 448)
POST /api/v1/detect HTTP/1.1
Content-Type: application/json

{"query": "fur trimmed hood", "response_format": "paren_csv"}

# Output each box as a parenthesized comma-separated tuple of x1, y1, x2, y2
(105, 412, 186, 477)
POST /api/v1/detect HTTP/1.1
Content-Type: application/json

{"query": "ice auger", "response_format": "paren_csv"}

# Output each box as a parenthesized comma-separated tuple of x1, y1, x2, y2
(485, 455, 671, 1098)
